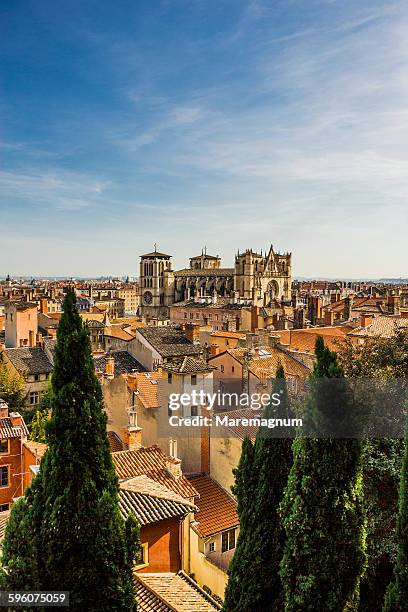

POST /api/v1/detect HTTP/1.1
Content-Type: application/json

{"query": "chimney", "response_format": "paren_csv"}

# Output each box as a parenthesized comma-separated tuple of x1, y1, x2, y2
(121, 408, 142, 450)
(344, 296, 353, 321)
(185, 323, 200, 344)
(40, 298, 48, 314)
(360, 314, 373, 328)
(387, 292, 401, 316)
(105, 354, 115, 378)
(0, 401, 9, 419)
(166, 439, 182, 480)
(9, 411, 23, 428)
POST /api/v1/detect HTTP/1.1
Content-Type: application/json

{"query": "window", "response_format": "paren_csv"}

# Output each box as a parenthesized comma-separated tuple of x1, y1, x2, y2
(135, 542, 149, 568)
(221, 529, 236, 553)
(220, 365, 224, 373)
(208, 541, 216, 553)
(191, 405, 198, 417)
(0, 503, 9, 512)
(0, 440, 9, 455)
(34, 373, 40, 382)
(231, 366, 235, 373)
(168, 372, 172, 384)
(191, 375, 197, 385)
(30, 392, 40, 405)
(0, 466, 9, 488)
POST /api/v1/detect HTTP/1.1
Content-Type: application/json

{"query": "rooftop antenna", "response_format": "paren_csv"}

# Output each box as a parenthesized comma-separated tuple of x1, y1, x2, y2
(154, 242, 157, 252)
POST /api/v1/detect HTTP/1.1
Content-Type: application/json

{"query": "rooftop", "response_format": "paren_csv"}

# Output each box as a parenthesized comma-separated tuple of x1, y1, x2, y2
(137, 327, 202, 359)
(94, 351, 145, 376)
(126, 371, 162, 409)
(162, 356, 213, 374)
(135, 571, 222, 611)
(3, 347, 53, 375)
(119, 476, 195, 525)
(187, 475, 238, 538)
(0, 415, 29, 439)
(348, 315, 408, 338)
(112, 446, 198, 499)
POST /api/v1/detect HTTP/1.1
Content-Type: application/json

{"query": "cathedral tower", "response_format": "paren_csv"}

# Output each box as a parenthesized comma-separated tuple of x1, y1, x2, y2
(139, 247, 173, 319)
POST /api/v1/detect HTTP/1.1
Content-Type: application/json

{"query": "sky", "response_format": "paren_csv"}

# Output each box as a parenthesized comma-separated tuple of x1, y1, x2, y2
(1, 0, 407, 278)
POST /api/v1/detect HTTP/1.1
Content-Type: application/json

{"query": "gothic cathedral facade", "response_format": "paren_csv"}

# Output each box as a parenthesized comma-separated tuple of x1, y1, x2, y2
(139, 246, 292, 319)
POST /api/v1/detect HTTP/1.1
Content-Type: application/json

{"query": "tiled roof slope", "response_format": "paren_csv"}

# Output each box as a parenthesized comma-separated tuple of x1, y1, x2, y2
(126, 372, 161, 409)
(108, 430, 125, 452)
(0, 511, 10, 541)
(135, 571, 222, 611)
(348, 316, 408, 338)
(162, 357, 212, 374)
(224, 347, 309, 379)
(188, 475, 238, 538)
(112, 446, 198, 499)
(94, 351, 145, 376)
(0, 417, 29, 439)
(137, 327, 201, 358)
(4, 347, 53, 375)
(119, 476, 195, 525)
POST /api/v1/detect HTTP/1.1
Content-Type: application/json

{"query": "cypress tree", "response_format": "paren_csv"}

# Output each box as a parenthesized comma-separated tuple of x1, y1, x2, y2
(1, 289, 138, 611)
(280, 337, 366, 611)
(249, 364, 293, 611)
(223, 437, 258, 611)
(383, 411, 408, 611)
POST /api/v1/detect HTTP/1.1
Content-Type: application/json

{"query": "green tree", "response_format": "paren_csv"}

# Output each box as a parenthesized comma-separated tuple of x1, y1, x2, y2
(223, 437, 258, 611)
(280, 337, 366, 611)
(383, 411, 408, 611)
(247, 364, 293, 611)
(338, 332, 408, 611)
(1, 289, 138, 611)
(29, 409, 48, 443)
(0, 361, 26, 411)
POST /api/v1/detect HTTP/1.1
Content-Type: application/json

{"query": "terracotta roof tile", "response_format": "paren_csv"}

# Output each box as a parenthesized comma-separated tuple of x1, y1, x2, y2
(126, 372, 162, 409)
(187, 475, 238, 538)
(112, 446, 198, 499)
(135, 571, 222, 611)
(108, 430, 125, 452)
(119, 476, 195, 525)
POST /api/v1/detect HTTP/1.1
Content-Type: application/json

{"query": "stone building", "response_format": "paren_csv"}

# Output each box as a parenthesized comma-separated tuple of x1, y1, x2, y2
(139, 246, 292, 319)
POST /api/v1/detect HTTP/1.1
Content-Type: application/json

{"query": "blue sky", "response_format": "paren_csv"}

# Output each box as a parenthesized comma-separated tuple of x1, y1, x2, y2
(1, 0, 407, 278)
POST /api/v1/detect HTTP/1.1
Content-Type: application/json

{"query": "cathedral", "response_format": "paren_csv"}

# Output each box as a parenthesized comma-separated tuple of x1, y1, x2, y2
(139, 246, 292, 318)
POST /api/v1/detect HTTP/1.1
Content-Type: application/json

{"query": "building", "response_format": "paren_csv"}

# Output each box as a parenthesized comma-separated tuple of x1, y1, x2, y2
(170, 301, 252, 332)
(1, 347, 53, 409)
(119, 475, 196, 573)
(128, 327, 202, 371)
(187, 474, 239, 600)
(139, 246, 292, 319)
(0, 401, 29, 509)
(4, 302, 38, 348)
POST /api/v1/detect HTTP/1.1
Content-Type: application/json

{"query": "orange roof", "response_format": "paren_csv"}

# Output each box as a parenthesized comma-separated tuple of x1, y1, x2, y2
(104, 325, 135, 341)
(211, 331, 246, 339)
(280, 327, 350, 353)
(112, 446, 198, 499)
(188, 475, 238, 538)
(108, 430, 125, 452)
(224, 347, 310, 379)
(23, 440, 47, 460)
(126, 371, 162, 409)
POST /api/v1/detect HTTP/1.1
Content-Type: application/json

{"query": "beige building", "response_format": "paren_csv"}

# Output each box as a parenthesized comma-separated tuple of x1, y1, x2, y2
(5, 302, 38, 349)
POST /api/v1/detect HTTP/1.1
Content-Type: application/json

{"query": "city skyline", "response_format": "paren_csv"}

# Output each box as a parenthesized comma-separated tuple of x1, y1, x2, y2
(2, 0, 408, 277)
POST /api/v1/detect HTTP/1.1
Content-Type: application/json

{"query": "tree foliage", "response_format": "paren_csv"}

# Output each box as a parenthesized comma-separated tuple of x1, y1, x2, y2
(0, 361, 26, 411)
(280, 337, 366, 611)
(383, 411, 408, 611)
(0, 289, 138, 611)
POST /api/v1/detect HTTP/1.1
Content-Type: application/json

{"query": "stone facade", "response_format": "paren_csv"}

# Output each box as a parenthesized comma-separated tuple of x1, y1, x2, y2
(139, 246, 292, 319)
